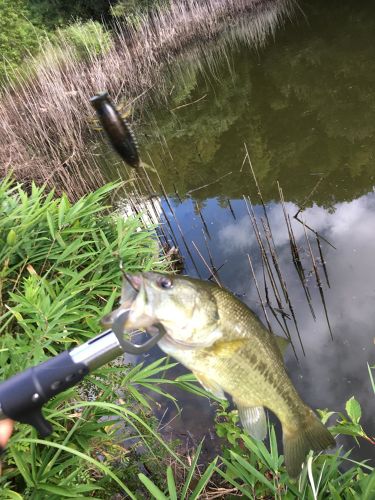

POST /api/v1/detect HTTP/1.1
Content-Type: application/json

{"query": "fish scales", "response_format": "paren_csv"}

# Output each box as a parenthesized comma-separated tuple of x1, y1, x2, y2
(160, 284, 307, 428)
(107, 272, 335, 478)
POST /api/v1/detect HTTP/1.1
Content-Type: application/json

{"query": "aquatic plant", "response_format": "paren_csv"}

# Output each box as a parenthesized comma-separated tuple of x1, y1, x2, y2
(318, 397, 375, 447)
(0, 0, 295, 199)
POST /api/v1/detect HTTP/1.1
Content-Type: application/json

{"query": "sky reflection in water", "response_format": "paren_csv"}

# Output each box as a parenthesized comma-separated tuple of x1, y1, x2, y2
(152, 190, 374, 462)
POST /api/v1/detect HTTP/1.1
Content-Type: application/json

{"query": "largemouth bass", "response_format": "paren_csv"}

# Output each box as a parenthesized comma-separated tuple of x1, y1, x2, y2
(108, 272, 335, 478)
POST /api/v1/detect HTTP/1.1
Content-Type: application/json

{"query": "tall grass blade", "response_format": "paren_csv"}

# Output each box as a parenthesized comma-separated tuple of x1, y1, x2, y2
(17, 438, 136, 499)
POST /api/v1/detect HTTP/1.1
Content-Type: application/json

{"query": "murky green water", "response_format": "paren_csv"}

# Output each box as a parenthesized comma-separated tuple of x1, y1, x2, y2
(102, 0, 375, 462)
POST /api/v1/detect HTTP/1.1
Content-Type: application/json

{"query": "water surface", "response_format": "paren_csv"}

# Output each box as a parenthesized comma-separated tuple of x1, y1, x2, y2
(103, 0, 375, 463)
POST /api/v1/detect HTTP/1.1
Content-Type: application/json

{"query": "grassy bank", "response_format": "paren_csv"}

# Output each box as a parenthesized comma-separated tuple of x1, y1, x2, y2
(0, 176, 183, 497)
(0, 0, 295, 199)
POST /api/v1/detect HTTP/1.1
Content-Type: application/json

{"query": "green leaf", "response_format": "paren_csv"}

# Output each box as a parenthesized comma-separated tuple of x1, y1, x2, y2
(138, 474, 168, 499)
(10, 446, 34, 487)
(46, 211, 56, 239)
(37, 483, 99, 497)
(17, 438, 136, 499)
(330, 423, 363, 438)
(346, 396, 362, 424)
(359, 470, 375, 499)
(328, 482, 342, 500)
(189, 458, 217, 499)
(229, 451, 276, 493)
(181, 441, 204, 499)
(166, 467, 177, 500)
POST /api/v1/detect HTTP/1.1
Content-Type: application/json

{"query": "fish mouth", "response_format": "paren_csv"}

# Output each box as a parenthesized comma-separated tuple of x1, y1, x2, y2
(101, 273, 143, 328)
(123, 273, 143, 292)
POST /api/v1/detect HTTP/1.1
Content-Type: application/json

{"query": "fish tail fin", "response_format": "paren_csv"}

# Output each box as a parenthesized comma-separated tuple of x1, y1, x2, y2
(283, 409, 335, 479)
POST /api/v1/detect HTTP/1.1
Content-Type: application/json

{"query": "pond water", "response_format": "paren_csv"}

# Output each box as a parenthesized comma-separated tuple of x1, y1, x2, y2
(101, 0, 375, 463)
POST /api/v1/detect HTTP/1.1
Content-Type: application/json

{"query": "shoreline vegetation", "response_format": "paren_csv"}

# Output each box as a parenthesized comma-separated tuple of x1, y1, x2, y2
(0, 177, 373, 497)
(0, 0, 295, 199)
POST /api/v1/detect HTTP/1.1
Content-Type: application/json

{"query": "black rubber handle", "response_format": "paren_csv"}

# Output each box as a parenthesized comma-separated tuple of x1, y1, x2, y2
(0, 351, 89, 436)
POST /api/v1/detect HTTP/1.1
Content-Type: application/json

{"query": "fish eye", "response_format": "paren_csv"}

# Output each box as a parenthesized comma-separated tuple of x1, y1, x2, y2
(157, 277, 173, 289)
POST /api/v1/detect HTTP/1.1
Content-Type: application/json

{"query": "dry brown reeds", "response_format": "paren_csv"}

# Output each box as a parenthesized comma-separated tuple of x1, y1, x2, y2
(0, 0, 295, 199)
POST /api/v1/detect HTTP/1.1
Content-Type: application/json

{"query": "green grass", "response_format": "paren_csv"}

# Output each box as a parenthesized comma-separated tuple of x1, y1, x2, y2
(0, 175, 186, 497)
(140, 401, 374, 499)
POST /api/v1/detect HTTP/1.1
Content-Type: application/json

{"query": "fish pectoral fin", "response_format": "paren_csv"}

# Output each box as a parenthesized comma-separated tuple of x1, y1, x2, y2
(193, 371, 226, 400)
(236, 403, 267, 441)
(209, 339, 247, 358)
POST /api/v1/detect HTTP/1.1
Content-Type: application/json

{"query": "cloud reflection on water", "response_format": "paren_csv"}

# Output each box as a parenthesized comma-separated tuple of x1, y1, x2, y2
(152, 190, 375, 462)
(215, 191, 375, 458)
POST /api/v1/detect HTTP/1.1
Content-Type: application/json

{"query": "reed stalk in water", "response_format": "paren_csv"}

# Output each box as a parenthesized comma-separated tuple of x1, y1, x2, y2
(302, 221, 334, 341)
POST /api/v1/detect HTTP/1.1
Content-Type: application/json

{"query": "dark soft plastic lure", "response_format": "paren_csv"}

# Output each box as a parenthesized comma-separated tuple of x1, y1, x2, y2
(90, 92, 140, 168)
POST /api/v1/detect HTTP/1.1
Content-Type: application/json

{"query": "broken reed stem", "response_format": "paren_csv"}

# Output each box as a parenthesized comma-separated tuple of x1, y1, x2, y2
(227, 198, 236, 220)
(202, 228, 220, 282)
(173, 183, 182, 203)
(245, 147, 291, 306)
(277, 182, 317, 321)
(243, 196, 282, 306)
(186, 171, 232, 195)
(294, 213, 336, 249)
(195, 201, 211, 239)
(316, 235, 331, 288)
(259, 222, 298, 358)
(260, 252, 294, 343)
(287, 214, 316, 320)
(244, 197, 301, 359)
(170, 93, 207, 111)
(295, 177, 324, 218)
(287, 213, 310, 298)
(244, 143, 274, 243)
(247, 253, 272, 333)
(260, 253, 270, 305)
(290, 179, 336, 250)
(149, 169, 181, 248)
(244, 194, 305, 356)
(302, 221, 334, 341)
(138, 157, 176, 249)
(192, 241, 221, 286)
(158, 193, 181, 249)
(159, 181, 202, 277)
(207, 262, 226, 281)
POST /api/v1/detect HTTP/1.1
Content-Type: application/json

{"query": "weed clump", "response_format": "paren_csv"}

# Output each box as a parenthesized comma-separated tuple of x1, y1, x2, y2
(0, 176, 175, 497)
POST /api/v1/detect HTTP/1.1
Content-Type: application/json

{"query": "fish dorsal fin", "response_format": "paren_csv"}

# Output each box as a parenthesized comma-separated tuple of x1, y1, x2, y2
(236, 403, 267, 441)
(193, 371, 226, 400)
(209, 338, 246, 358)
(274, 335, 290, 358)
